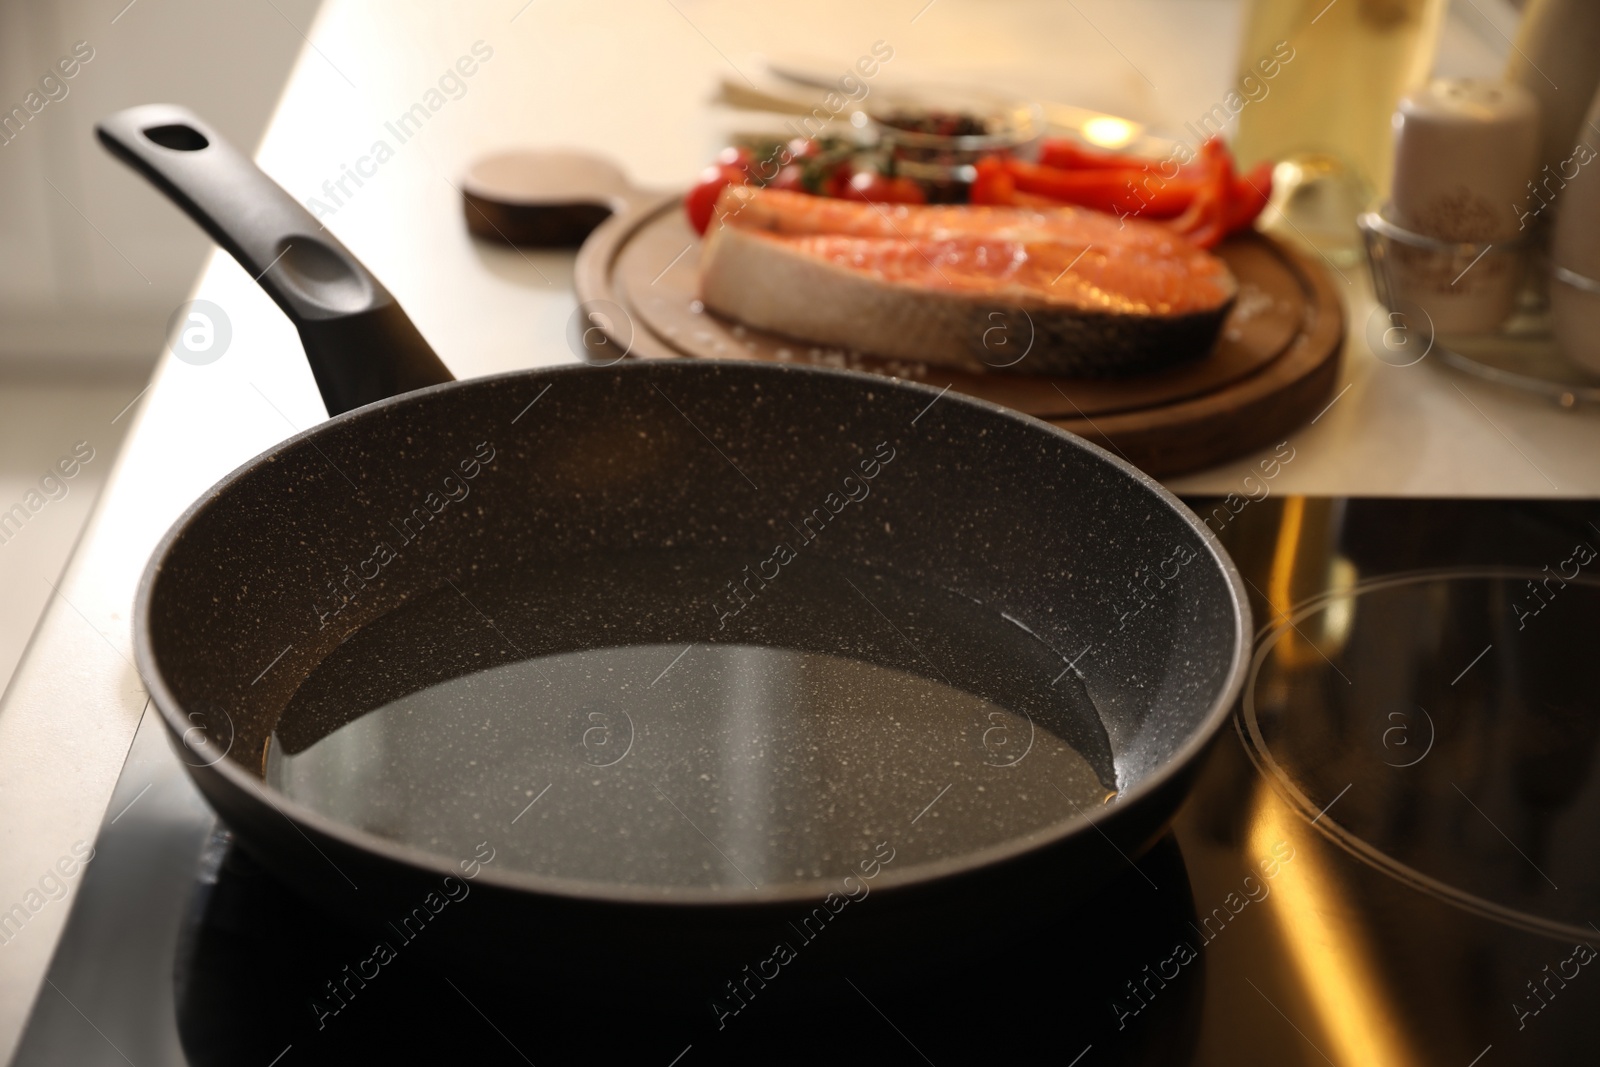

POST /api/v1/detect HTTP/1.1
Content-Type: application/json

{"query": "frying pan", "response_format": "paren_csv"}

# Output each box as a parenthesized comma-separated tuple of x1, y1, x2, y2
(101, 104, 1250, 974)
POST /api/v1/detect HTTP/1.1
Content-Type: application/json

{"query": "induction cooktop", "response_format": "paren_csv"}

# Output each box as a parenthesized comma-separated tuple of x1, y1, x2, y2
(14, 497, 1600, 1066)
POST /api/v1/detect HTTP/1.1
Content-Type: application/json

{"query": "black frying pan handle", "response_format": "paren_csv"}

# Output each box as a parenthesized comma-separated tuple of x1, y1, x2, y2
(96, 104, 454, 416)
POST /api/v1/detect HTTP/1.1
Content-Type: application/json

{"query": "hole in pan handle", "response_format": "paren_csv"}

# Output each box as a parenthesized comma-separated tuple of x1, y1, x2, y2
(95, 103, 455, 416)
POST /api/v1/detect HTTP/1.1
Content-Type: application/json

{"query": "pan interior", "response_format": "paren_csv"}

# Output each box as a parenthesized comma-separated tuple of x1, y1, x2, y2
(262, 548, 1117, 890)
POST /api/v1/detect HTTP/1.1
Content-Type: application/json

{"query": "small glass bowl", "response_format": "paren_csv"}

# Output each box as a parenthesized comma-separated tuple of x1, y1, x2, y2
(865, 85, 1045, 201)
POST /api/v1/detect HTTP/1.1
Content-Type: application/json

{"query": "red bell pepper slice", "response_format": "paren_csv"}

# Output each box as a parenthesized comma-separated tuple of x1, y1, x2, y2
(1228, 161, 1274, 231)
(1037, 139, 1150, 172)
(969, 156, 1018, 205)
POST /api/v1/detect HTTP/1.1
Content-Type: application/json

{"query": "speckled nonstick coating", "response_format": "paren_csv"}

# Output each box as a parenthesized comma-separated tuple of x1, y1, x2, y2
(104, 105, 1251, 974)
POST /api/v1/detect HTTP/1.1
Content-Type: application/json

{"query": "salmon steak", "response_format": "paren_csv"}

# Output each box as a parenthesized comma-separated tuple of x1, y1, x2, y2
(699, 186, 1238, 377)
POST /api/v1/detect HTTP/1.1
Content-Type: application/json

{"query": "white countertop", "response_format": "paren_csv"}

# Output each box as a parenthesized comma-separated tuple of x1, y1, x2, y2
(1, 0, 1595, 1055)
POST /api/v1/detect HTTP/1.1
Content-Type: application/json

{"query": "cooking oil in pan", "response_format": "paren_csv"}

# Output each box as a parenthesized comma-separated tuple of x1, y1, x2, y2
(265, 551, 1116, 889)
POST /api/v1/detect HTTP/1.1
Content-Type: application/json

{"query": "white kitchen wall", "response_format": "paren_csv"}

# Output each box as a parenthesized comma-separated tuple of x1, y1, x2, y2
(0, 0, 320, 375)
(0, 0, 319, 699)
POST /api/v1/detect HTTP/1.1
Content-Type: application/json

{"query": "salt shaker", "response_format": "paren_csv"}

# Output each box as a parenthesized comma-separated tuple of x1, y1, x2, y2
(1550, 83, 1600, 375)
(1386, 78, 1539, 334)
(1506, 0, 1600, 184)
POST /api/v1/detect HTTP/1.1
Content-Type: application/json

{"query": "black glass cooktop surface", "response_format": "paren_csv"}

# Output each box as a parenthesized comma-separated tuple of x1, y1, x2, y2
(15, 498, 1600, 1065)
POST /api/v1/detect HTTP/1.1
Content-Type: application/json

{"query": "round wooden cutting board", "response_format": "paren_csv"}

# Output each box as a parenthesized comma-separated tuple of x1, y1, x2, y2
(465, 150, 1344, 476)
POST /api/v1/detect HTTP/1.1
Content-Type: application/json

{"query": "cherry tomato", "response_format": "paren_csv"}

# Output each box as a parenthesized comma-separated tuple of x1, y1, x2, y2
(684, 160, 749, 235)
(769, 163, 808, 191)
(837, 170, 926, 204)
(884, 175, 927, 204)
(785, 137, 822, 161)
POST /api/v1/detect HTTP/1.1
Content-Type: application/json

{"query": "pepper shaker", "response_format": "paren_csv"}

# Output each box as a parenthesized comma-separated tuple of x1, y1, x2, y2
(1385, 78, 1539, 334)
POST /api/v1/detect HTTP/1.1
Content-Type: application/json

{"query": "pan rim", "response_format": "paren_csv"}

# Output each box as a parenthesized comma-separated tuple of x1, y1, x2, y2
(133, 357, 1252, 908)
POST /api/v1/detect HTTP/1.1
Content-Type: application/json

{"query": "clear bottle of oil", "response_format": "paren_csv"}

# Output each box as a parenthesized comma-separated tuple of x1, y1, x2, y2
(1232, 0, 1447, 261)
